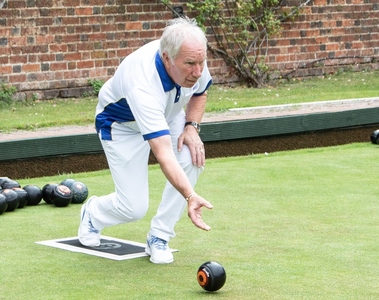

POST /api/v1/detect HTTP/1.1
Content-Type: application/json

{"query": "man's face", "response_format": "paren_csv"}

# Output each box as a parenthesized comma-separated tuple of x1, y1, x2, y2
(162, 42, 206, 88)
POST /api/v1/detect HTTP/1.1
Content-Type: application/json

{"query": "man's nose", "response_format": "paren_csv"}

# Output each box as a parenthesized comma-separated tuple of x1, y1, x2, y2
(192, 64, 202, 78)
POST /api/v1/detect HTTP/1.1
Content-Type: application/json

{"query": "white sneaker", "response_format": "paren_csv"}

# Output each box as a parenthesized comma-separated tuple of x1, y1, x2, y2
(145, 235, 174, 264)
(78, 197, 101, 247)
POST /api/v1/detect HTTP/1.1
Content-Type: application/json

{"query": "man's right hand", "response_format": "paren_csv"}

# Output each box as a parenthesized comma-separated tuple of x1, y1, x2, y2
(187, 194, 213, 231)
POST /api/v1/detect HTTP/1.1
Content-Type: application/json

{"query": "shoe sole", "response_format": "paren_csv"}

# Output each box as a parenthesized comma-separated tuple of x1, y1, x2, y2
(145, 243, 174, 264)
(150, 257, 174, 264)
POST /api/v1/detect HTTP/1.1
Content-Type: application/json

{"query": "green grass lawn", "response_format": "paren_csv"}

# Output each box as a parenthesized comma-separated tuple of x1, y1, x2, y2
(207, 69, 379, 111)
(2, 142, 379, 299)
(1, 70, 378, 132)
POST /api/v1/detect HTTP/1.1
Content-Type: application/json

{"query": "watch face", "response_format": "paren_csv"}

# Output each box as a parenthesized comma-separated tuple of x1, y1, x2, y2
(193, 122, 200, 133)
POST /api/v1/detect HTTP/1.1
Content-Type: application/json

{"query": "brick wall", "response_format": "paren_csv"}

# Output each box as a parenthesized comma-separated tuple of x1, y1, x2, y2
(0, 0, 378, 99)
(263, 0, 379, 80)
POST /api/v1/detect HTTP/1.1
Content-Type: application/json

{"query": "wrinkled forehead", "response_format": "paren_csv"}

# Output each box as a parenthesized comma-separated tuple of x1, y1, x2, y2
(178, 41, 207, 59)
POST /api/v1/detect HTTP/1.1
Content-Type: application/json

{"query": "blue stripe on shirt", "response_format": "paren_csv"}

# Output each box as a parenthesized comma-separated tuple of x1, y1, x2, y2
(96, 98, 135, 140)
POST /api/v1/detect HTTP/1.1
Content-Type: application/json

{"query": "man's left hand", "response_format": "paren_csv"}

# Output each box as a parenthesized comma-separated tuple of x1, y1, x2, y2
(177, 125, 205, 168)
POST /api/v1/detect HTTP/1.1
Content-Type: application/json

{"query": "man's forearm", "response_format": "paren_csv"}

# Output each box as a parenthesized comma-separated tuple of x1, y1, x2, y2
(185, 92, 207, 123)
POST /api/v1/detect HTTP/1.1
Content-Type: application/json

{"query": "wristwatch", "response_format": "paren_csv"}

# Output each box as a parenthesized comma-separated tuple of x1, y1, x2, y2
(185, 121, 201, 134)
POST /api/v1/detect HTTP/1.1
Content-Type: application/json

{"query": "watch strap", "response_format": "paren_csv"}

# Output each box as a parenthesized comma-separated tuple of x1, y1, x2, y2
(185, 121, 201, 133)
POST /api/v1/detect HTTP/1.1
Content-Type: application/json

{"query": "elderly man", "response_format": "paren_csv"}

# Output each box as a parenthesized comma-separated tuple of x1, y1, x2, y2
(78, 17, 213, 264)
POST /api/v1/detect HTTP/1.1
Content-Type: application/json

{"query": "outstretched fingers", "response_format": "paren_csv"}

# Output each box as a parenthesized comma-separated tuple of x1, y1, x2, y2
(187, 195, 213, 231)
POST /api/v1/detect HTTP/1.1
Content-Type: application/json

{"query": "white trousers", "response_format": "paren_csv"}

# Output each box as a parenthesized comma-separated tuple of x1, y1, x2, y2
(89, 111, 203, 242)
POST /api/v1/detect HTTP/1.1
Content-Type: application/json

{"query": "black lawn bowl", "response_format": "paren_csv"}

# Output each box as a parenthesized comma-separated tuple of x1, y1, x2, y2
(197, 261, 226, 292)
(0, 193, 8, 215)
(13, 188, 28, 208)
(42, 183, 58, 204)
(23, 185, 43, 206)
(1, 189, 19, 212)
(51, 185, 72, 207)
(370, 129, 379, 144)
(1, 178, 21, 189)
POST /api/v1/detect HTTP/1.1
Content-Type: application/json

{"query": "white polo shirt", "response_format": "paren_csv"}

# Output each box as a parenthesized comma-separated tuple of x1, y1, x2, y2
(95, 39, 212, 141)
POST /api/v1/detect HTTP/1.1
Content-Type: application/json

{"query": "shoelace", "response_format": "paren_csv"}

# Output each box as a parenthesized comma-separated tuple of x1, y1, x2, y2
(150, 236, 167, 250)
(82, 204, 99, 234)
(88, 218, 99, 233)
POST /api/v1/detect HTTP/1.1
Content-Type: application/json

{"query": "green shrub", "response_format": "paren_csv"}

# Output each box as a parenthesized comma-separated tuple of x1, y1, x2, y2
(0, 83, 17, 109)
(88, 79, 104, 96)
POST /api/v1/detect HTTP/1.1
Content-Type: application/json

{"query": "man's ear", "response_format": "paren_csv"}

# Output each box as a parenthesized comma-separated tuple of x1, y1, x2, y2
(162, 52, 171, 65)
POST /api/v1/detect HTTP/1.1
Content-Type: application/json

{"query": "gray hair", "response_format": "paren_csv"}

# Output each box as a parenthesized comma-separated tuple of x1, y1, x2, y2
(159, 17, 207, 60)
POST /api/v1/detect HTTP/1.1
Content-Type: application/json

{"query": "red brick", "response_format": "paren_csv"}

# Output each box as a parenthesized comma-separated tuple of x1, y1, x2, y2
(75, 25, 93, 34)
(94, 60, 103, 68)
(22, 64, 40, 72)
(38, 54, 55, 62)
(7, 1, 26, 8)
(49, 44, 68, 52)
(0, 65, 12, 74)
(117, 48, 132, 57)
(275, 55, 290, 63)
(88, 68, 107, 78)
(0, 55, 9, 64)
(312, 0, 327, 5)
(63, 70, 82, 79)
(352, 41, 364, 49)
(10, 36, 27, 46)
(126, 5, 143, 13)
(62, 16, 80, 25)
(0, 8, 21, 18)
(267, 48, 281, 56)
(102, 6, 126, 15)
(75, 7, 93, 16)
(48, 8, 68, 17)
(139, 30, 159, 39)
(326, 43, 339, 51)
(36, 17, 54, 26)
(100, 23, 119, 32)
(77, 60, 94, 69)
(315, 37, 328, 44)
(287, 46, 301, 54)
(10, 55, 27, 64)
(275, 39, 291, 47)
(86, 16, 107, 25)
(36, 35, 55, 44)
(61, 34, 81, 43)
(65, 53, 82, 61)
(89, 33, 107, 42)
(103, 58, 120, 67)
(126, 22, 142, 31)
(20, 8, 39, 18)
(50, 62, 67, 71)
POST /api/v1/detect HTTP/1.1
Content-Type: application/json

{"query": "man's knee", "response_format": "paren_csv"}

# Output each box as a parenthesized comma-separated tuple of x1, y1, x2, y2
(116, 193, 149, 222)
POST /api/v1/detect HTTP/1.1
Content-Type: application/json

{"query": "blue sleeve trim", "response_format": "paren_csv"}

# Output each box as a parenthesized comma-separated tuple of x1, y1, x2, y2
(193, 79, 213, 97)
(143, 129, 170, 141)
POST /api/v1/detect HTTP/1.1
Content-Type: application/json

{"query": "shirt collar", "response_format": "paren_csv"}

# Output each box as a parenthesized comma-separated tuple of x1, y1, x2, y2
(155, 51, 180, 92)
